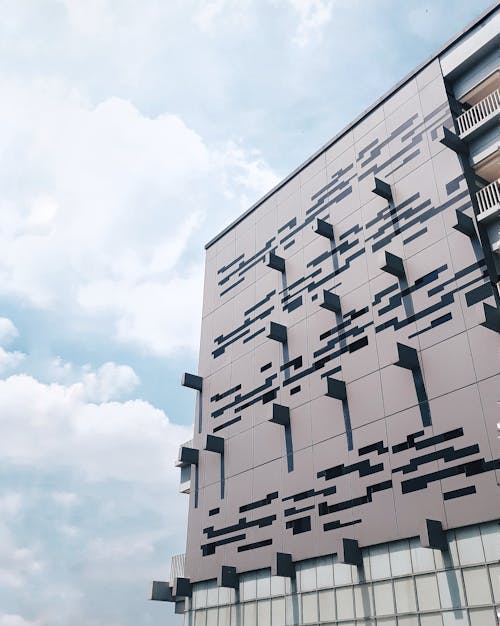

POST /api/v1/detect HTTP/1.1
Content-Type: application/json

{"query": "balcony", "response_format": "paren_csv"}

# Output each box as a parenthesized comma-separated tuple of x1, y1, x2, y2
(476, 179, 500, 223)
(457, 88, 500, 139)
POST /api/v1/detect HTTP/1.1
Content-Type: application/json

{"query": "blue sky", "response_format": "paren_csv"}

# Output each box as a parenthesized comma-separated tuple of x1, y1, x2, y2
(0, 1, 493, 625)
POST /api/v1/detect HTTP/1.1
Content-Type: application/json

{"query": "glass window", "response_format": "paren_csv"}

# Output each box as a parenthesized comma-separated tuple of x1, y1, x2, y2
(218, 586, 233, 606)
(271, 597, 286, 626)
(243, 601, 256, 626)
(206, 607, 218, 626)
(441, 609, 469, 626)
(389, 539, 412, 576)
(270, 575, 286, 597)
(256, 568, 271, 599)
(420, 613, 443, 626)
(316, 555, 334, 588)
(206, 580, 218, 607)
(194, 609, 207, 626)
(301, 591, 318, 624)
(318, 589, 336, 621)
(333, 556, 353, 585)
(375, 618, 396, 626)
(488, 563, 499, 603)
(415, 574, 440, 611)
(462, 566, 492, 606)
(297, 560, 317, 592)
(436, 569, 465, 609)
(397, 617, 419, 626)
(336, 586, 355, 620)
(193, 581, 208, 609)
(456, 526, 485, 566)
(240, 572, 257, 602)
(469, 607, 497, 626)
(369, 544, 391, 579)
(410, 538, 435, 573)
(257, 598, 270, 624)
(373, 580, 394, 616)
(480, 521, 500, 562)
(217, 606, 230, 626)
(285, 594, 299, 626)
(354, 583, 374, 618)
(394, 577, 416, 613)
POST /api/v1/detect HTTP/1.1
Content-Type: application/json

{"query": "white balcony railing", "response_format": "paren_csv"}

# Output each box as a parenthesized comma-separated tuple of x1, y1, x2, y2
(170, 553, 185, 583)
(476, 179, 500, 219)
(457, 88, 500, 137)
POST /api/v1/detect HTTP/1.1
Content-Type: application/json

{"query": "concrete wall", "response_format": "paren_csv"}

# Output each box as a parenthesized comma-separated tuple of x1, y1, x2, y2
(184, 57, 500, 584)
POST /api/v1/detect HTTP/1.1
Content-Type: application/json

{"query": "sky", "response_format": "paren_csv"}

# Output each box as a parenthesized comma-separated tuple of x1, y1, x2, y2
(0, 1, 494, 625)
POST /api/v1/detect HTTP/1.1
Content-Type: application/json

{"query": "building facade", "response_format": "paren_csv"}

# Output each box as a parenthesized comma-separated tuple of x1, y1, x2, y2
(153, 5, 500, 625)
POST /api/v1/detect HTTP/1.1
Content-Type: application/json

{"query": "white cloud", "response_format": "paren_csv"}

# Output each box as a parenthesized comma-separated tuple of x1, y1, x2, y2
(51, 492, 79, 507)
(0, 493, 23, 517)
(0, 616, 41, 626)
(0, 372, 191, 484)
(0, 523, 42, 589)
(0, 79, 277, 356)
(0, 318, 18, 345)
(287, 0, 335, 47)
(0, 346, 25, 374)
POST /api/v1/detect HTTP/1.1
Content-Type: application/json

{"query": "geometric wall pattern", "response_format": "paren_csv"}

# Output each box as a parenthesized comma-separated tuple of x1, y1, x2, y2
(184, 58, 500, 584)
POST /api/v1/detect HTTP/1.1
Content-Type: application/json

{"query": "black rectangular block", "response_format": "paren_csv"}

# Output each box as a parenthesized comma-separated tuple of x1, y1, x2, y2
(315, 218, 334, 239)
(267, 321, 287, 344)
(205, 434, 225, 455)
(270, 403, 290, 427)
(267, 252, 286, 273)
(380, 251, 405, 278)
(372, 177, 393, 201)
(320, 290, 341, 313)
(181, 372, 203, 391)
(326, 377, 347, 401)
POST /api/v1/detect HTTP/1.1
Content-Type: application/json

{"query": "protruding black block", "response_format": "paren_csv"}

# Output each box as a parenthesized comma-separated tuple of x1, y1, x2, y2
(205, 434, 224, 455)
(267, 321, 287, 344)
(326, 377, 347, 401)
(481, 303, 500, 333)
(270, 403, 290, 427)
(453, 209, 476, 238)
(173, 577, 192, 598)
(380, 251, 406, 278)
(314, 218, 334, 240)
(339, 538, 362, 567)
(178, 446, 199, 466)
(439, 126, 467, 154)
(420, 519, 448, 551)
(150, 581, 175, 602)
(394, 343, 420, 371)
(274, 552, 295, 578)
(372, 177, 393, 202)
(220, 565, 239, 589)
(320, 290, 341, 313)
(181, 372, 203, 391)
(267, 252, 286, 273)
(174, 600, 186, 614)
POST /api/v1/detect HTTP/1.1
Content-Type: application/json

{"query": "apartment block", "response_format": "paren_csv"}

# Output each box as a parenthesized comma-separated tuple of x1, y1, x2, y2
(153, 5, 500, 625)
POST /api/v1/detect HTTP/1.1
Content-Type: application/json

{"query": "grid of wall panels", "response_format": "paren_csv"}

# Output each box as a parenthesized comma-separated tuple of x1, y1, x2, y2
(184, 54, 500, 583)
(182, 522, 499, 625)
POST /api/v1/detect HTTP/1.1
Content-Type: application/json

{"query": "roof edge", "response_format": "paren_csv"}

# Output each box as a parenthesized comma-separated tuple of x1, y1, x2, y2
(205, 1, 499, 250)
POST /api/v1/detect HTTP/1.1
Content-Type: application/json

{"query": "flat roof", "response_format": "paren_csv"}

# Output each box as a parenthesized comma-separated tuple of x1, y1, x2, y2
(205, 1, 499, 250)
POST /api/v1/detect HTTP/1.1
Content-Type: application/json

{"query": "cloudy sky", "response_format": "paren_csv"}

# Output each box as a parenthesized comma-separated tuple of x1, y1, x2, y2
(0, 1, 493, 624)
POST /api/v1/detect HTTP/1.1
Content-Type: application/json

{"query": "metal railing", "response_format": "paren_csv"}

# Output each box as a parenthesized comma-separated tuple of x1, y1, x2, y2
(476, 179, 500, 216)
(170, 553, 185, 583)
(457, 88, 500, 136)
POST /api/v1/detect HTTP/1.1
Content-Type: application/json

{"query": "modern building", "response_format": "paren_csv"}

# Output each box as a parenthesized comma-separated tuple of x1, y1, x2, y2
(152, 4, 500, 625)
